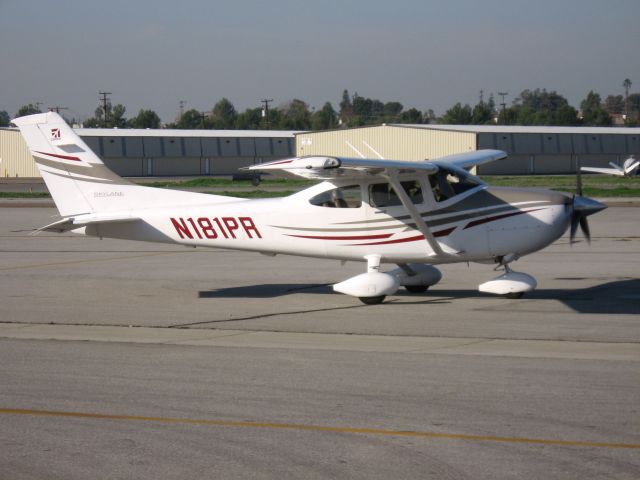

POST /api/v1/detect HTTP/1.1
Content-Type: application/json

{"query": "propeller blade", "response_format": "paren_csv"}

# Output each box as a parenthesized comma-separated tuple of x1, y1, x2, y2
(570, 214, 579, 243)
(579, 216, 591, 244)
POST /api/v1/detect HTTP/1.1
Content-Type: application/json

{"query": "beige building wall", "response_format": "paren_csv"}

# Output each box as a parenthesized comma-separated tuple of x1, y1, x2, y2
(296, 125, 476, 161)
(0, 129, 39, 178)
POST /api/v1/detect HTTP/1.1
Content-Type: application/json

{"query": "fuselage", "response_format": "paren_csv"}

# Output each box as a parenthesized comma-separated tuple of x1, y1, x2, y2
(84, 170, 573, 265)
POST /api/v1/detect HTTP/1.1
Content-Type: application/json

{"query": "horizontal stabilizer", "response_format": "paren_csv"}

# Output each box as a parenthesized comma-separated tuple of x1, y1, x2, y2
(33, 213, 141, 234)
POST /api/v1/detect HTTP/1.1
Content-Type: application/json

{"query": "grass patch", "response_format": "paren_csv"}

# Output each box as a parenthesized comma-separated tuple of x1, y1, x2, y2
(480, 175, 640, 196)
(0, 192, 51, 198)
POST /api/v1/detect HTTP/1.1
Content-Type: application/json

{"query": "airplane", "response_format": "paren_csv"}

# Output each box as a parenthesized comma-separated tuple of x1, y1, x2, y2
(581, 155, 639, 177)
(12, 112, 607, 304)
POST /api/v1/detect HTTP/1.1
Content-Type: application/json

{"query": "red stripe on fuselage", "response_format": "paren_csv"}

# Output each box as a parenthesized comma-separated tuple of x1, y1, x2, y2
(350, 227, 456, 246)
(35, 151, 81, 162)
(286, 233, 393, 241)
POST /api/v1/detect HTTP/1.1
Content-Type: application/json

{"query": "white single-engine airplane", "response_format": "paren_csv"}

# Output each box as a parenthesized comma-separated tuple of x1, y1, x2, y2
(13, 112, 607, 304)
(581, 155, 639, 177)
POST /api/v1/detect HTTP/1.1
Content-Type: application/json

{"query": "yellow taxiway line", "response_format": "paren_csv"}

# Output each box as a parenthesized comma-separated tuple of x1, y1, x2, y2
(0, 408, 638, 450)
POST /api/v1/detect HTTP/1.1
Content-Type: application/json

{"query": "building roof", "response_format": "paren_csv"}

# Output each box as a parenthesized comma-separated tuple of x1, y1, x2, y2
(389, 124, 640, 135)
(75, 128, 300, 138)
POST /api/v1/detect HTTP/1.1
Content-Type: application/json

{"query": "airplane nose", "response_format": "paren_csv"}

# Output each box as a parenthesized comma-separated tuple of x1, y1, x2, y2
(573, 196, 607, 217)
(570, 195, 607, 243)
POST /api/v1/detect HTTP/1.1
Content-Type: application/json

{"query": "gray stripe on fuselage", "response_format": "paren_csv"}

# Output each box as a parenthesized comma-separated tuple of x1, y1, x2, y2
(270, 186, 568, 233)
(43, 168, 124, 185)
(34, 156, 133, 185)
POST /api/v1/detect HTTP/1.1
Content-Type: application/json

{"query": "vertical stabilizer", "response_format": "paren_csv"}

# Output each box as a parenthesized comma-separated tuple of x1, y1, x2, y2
(12, 112, 132, 216)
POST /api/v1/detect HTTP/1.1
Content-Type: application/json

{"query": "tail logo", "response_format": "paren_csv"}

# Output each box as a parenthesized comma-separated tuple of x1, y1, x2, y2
(51, 128, 61, 140)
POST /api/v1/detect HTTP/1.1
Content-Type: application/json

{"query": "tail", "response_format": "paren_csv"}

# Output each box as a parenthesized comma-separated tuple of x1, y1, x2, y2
(12, 112, 133, 216)
(12, 112, 237, 219)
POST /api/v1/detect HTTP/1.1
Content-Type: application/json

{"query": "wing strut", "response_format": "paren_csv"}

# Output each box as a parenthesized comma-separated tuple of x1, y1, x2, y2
(385, 170, 451, 259)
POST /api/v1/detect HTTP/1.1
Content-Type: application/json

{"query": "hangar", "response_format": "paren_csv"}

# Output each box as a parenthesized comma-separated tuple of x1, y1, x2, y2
(295, 124, 640, 175)
(0, 127, 297, 178)
(2, 122, 640, 178)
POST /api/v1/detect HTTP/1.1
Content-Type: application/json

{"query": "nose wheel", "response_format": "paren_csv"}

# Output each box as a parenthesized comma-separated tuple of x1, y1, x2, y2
(358, 295, 386, 305)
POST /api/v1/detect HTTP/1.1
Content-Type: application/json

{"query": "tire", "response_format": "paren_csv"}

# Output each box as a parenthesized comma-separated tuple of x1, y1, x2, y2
(358, 295, 386, 305)
(505, 292, 524, 299)
(405, 285, 429, 293)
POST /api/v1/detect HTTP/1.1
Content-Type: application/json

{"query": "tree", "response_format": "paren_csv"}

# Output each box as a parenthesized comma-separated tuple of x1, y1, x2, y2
(398, 108, 423, 124)
(339, 89, 352, 125)
(580, 91, 611, 126)
(16, 104, 41, 117)
(235, 108, 262, 129)
(441, 103, 473, 124)
(604, 95, 624, 114)
(0, 110, 10, 127)
(175, 109, 205, 129)
(129, 109, 161, 129)
(383, 102, 403, 119)
(211, 98, 237, 129)
(277, 99, 311, 130)
(472, 100, 493, 124)
(311, 102, 338, 130)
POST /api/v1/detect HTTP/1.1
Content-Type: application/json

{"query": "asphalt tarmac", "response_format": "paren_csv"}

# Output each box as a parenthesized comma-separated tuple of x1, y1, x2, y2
(1, 206, 639, 479)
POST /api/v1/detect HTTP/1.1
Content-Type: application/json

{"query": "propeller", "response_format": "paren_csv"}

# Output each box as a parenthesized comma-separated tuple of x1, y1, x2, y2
(570, 165, 606, 244)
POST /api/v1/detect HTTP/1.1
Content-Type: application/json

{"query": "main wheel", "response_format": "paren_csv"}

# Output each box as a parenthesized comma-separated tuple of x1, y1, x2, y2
(405, 285, 429, 293)
(505, 292, 524, 299)
(358, 295, 386, 305)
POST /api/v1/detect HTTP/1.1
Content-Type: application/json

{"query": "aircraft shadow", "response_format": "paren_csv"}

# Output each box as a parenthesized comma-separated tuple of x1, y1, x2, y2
(395, 278, 640, 315)
(200, 279, 639, 315)
(199, 283, 333, 299)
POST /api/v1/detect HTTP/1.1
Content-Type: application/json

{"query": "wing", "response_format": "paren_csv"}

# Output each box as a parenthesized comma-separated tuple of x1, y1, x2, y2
(244, 156, 438, 179)
(580, 166, 625, 176)
(245, 149, 506, 180)
(435, 149, 507, 170)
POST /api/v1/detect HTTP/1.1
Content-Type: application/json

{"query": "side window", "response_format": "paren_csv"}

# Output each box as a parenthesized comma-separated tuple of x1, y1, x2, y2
(368, 181, 423, 208)
(309, 185, 362, 208)
(429, 169, 480, 202)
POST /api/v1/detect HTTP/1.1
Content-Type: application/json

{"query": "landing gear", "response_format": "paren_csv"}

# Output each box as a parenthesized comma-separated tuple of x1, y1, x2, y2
(478, 261, 536, 298)
(333, 255, 399, 304)
(359, 295, 386, 305)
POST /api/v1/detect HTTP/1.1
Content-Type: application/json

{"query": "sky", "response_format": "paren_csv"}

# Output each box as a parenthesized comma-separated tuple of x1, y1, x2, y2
(1, 0, 639, 123)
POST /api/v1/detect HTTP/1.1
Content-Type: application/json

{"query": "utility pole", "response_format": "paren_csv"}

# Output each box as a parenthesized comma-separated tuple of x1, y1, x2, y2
(99, 91, 112, 127)
(479, 89, 484, 105)
(623, 78, 631, 120)
(179, 100, 186, 119)
(35, 102, 43, 112)
(498, 91, 509, 124)
(261, 98, 273, 128)
(199, 111, 208, 129)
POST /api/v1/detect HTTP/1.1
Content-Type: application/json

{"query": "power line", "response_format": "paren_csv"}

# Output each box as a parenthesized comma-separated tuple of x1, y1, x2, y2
(48, 106, 68, 114)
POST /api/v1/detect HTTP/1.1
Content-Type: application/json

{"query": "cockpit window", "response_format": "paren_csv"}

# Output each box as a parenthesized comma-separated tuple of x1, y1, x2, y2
(429, 167, 481, 202)
(309, 185, 362, 208)
(368, 180, 423, 208)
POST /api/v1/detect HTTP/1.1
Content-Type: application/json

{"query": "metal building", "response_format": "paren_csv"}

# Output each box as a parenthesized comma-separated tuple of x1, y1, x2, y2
(0, 128, 297, 178)
(295, 124, 640, 175)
